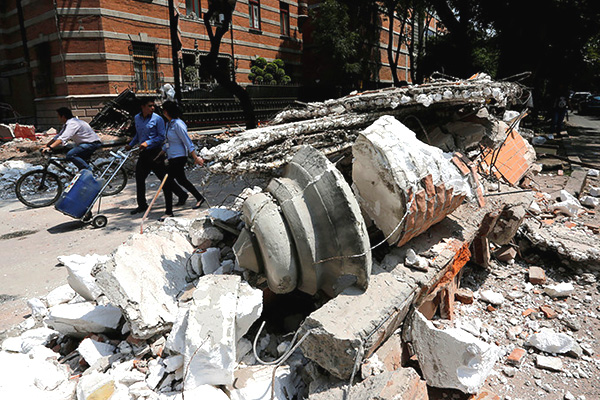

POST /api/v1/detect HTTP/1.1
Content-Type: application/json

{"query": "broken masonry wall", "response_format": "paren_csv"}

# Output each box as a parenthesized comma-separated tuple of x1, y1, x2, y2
(352, 116, 473, 246)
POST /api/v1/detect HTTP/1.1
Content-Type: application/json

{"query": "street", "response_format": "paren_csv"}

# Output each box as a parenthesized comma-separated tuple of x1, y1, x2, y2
(0, 168, 265, 334)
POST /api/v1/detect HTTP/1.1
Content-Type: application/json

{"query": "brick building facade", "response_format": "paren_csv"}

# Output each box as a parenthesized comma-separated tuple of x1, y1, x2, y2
(0, 0, 433, 129)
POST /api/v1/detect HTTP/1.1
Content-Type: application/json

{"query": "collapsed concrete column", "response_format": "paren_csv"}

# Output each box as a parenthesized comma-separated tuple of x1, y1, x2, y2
(352, 116, 473, 247)
(235, 146, 372, 297)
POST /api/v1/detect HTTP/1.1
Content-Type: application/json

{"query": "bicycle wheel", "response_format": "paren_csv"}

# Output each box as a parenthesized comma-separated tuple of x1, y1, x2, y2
(94, 161, 128, 196)
(15, 170, 64, 208)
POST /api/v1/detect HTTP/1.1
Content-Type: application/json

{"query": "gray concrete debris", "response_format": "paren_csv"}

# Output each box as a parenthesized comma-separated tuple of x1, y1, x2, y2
(237, 145, 371, 296)
(410, 311, 500, 393)
(44, 302, 122, 338)
(92, 231, 194, 339)
(78, 338, 116, 367)
(535, 354, 563, 372)
(309, 367, 428, 400)
(352, 116, 472, 246)
(189, 217, 224, 247)
(200, 78, 524, 173)
(76, 370, 115, 400)
(0, 351, 76, 399)
(527, 328, 575, 354)
(519, 218, 600, 270)
(488, 205, 526, 245)
(166, 275, 262, 388)
(58, 254, 108, 301)
(299, 264, 417, 379)
(544, 282, 575, 298)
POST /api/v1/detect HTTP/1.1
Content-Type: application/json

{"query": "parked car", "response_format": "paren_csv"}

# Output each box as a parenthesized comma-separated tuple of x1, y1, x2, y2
(571, 91, 592, 110)
(578, 95, 600, 115)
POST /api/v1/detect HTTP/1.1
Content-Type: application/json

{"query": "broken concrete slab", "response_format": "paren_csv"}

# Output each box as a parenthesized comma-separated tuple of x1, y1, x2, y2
(58, 254, 108, 301)
(544, 282, 575, 298)
(232, 228, 263, 273)
(45, 284, 77, 307)
(564, 169, 588, 198)
(519, 218, 600, 270)
(410, 311, 500, 394)
(352, 116, 472, 247)
(76, 370, 115, 400)
(535, 354, 563, 372)
(200, 247, 221, 275)
(299, 264, 418, 379)
(78, 338, 116, 367)
(167, 275, 262, 389)
(1, 327, 60, 354)
(44, 302, 122, 337)
(189, 218, 224, 248)
(92, 231, 194, 339)
(488, 205, 526, 245)
(552, 190, 584, 217)
(0, 351, 76, 399)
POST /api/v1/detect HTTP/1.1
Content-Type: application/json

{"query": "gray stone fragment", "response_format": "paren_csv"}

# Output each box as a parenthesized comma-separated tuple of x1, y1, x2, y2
(535, 355, 563, 372)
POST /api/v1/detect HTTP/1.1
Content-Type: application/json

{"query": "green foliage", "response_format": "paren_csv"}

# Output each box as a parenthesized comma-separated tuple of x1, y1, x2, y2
(248, 57, 291, 84)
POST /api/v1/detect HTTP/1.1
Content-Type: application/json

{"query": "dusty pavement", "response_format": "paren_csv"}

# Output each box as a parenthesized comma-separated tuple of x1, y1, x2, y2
(0, 166, 266, 334)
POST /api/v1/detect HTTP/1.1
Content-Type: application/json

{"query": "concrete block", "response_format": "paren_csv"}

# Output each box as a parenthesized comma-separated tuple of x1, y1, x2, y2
(45, 284, 77, 307)
(189, 218, 224, 247)
(76, 370, 115, 400)
(353, 116, 470, 247)
(235, 281, 263, 340)
(93, 232, 194, 339)
(163, 355, 184, 372)
(489, 205, 526, 245)
(299, 267, 418, 379)
(200, 247, 221, 275)
(410, 311, 500, 393)
(564, 169, 587, 198)
(535, 355, 563, 372)
(493, 245, 517, 263)
(0, 351, 75, 399)
(275, 145, 371, 296)
(241, 192, 298, 293)
(27, 297, 48, 319)
(526, 328, 575, 354)
(78, 338, 116, 367)
(18, 327, 60, 354)
(544, 282, 574, 297)
(44, 302, 122, 338)
(58, 254, 108, 301)
(227, 365, 298, 400)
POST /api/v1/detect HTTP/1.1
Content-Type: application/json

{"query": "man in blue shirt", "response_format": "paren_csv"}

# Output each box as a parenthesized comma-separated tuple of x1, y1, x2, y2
(125, 98, 187, 215)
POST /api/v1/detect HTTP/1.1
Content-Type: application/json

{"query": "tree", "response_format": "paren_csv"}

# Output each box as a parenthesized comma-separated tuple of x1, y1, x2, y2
(203, 0, 256, 129)
(248, 57, 291, 84)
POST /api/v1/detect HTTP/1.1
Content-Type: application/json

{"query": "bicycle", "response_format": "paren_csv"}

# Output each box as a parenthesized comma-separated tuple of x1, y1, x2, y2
(15, 149, 129, 208)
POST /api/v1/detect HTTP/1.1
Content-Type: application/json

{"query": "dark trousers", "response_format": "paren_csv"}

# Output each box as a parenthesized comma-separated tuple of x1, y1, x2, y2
(164, 156, 205, 214)
(66, 141, 102, 170)
(134, 147, 185, 208)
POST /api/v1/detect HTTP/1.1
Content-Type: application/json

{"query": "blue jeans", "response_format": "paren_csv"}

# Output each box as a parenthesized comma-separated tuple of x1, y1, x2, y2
(65, 141, 102, 170)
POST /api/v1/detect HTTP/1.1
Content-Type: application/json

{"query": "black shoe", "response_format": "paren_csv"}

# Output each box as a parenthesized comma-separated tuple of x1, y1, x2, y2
(175, 194, 188, 206)
(130, 205, 148, 215)
(158, 213, 174, 222)
(192, 198, 206, 209)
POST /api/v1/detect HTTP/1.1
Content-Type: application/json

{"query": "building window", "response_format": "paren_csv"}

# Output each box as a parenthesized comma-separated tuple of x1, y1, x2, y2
(249, 0, 260, 30)
(280, 2, 290, 36)
(34, 42, 54, 96)
(132, 42, 158, 93)
(186, 0, 200, 18)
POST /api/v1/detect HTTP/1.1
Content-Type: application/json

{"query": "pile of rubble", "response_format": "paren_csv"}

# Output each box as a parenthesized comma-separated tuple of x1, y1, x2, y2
(2, 76, 600, 400)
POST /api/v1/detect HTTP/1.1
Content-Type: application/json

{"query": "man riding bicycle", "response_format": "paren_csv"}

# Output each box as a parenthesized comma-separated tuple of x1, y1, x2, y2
(41, 107, 102, 170)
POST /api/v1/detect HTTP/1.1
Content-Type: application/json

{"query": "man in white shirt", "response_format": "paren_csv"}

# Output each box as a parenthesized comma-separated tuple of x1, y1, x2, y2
(42, 107, 102, 170)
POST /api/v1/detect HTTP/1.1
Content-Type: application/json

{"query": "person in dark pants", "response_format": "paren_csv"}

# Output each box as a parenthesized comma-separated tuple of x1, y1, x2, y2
(125, 97, 187, 215)
(42, 107, 102, 170)
(159, 101, 206, 220)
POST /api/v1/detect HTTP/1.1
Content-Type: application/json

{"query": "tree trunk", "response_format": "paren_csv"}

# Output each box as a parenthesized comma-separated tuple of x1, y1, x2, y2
(203, 2, 256, 129)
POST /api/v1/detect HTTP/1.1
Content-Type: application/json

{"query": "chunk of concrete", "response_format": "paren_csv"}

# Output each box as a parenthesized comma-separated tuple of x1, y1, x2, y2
(78, 338, 116, 366)
(352, 116, 471, 247)
(227, 365, 298, 400)
(528, 266, 546, 284)
(169, 275, 262, 389)
(189, 218, 224, 247)
(552, 190, 583, 217)
(0, 351, 75, 399)
(17, 327, 60, 354)
(526, 328, 575, 354)
(489, 205, 526, 245)
(581, 195, 600, 207)
(233, 228, 263, 273)
(27, 297, 48, 319)
(241, 192, 298, 293)
(299, 267, 418, 379)
(58, 254, 108, 301)
(535, 355, 563, 372)
(544, 282, 574, 298)
(410, 311, 500, 394)
(44, 302, 122, 337)
(45, 284, 77, 307)
(269, 145, 371, 296)
(93, 231, 194, 339)
(479, 290, 505, 306)
(76, 370, 115, 400)
(200, 247, 221, 275)
(183, 385, 230, 400)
